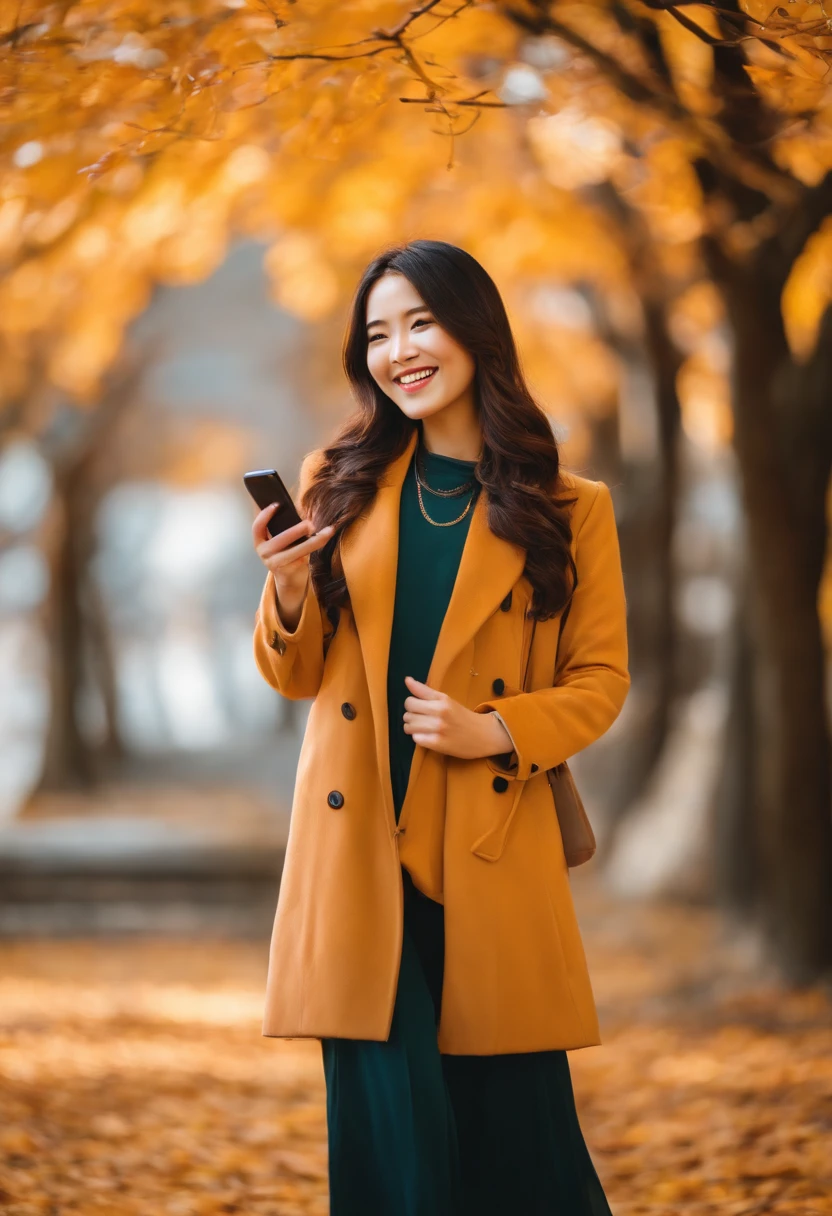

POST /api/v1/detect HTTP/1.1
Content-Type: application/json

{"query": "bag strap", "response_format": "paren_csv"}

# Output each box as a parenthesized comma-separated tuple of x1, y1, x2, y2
(523, 596, 573, 776)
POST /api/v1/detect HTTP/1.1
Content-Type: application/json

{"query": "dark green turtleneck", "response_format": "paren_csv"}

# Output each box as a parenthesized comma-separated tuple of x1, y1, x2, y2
(386, 441, 479, 823)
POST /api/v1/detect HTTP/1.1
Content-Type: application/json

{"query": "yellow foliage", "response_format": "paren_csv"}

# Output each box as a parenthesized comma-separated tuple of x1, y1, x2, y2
(265, 232, 340, 320)
(782, 215, 832, 361)
(745, 64, 831, 114)
(656, 8, 718, 118)
(625, 139, 705, 245)
(670, 280, 726, 346)
(821, 478, 832, 649)
(1, 0, 831, 419)
(677, 352, 733, 454)
(161, 420, 252, 486)
(528, 108, 623, 190)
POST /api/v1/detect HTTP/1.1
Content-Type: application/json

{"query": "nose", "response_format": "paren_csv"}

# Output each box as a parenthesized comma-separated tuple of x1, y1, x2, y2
(390, 325, 420, 368)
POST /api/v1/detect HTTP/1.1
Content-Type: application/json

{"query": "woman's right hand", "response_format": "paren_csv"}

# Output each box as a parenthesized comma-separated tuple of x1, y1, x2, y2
(252, 506, 334, 623)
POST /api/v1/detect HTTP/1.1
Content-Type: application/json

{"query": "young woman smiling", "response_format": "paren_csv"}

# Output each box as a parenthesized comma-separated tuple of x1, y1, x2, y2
(251, 240, 630, 1215)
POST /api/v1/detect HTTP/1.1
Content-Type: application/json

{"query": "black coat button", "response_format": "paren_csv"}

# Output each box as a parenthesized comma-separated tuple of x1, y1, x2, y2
(327, 790, 345, 809)
(500, 590, 512, 612)
(492, 776, 509, 793)
(531, 763, 539, 773)
(491, 677, 505, 696)
(341, 702, 356, 720)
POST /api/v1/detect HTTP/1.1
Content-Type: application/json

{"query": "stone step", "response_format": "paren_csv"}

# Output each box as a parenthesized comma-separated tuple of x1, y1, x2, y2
(0, 814, 287, 936)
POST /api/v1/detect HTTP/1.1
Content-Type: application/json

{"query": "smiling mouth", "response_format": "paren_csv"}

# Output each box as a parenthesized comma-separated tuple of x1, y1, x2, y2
(395, 367, 438, 388)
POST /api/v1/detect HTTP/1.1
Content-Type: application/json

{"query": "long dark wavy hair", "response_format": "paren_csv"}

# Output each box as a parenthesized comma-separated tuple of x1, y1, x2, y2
(303, 239, 578, 636)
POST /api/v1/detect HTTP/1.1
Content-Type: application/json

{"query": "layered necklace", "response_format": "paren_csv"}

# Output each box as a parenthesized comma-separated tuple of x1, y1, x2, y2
(414, 439, 479, 527)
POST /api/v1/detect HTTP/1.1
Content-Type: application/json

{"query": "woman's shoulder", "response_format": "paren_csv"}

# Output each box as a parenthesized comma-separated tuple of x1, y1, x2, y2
(296, 448, 327, 498)
(556, 468, 617, 541)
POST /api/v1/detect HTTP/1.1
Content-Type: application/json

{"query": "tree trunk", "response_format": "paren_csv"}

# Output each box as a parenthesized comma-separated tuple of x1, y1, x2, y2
(589, 182, 685, 795)
(713, 560, 758, 914)
(599, 300, 683, 831)
(85, 574, 125, 766)
(35, 468, 94, 793)
(642, 296, 682, 739)
(721, 265, 832, 978)
(28, 360, 145, 800)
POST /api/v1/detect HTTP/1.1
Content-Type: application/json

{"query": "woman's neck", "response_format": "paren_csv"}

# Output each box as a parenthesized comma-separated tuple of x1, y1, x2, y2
(420, 414, 482, 463)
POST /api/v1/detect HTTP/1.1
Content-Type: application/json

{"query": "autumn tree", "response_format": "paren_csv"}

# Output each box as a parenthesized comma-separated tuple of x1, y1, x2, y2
(2, 0, 831, 975)
(502, 0, 832, 976)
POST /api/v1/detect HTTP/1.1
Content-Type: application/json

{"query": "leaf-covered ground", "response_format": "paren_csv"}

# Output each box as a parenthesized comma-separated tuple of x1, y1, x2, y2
(1, 878, 830, 1215)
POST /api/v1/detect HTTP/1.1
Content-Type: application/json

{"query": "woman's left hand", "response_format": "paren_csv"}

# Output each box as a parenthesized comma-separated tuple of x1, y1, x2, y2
(402, 676, 513, 760)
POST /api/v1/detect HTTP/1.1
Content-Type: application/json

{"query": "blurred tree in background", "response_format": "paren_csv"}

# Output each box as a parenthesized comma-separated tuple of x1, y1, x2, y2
(1, 0, 831, 977)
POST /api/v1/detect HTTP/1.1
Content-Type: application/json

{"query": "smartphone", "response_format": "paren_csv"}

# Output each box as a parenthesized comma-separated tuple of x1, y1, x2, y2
(244, 468, 305, 540)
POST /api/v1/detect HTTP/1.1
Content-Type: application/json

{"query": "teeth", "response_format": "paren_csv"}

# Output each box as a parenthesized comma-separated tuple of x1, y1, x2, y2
(399, 368, 436, 385)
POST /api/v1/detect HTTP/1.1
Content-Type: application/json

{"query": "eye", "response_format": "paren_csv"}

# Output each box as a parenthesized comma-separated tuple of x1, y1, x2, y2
(413, 317, 432, 328)
(367, 333, 384, 343)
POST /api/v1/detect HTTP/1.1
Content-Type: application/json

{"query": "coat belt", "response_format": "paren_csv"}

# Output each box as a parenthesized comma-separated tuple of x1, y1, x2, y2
(470, 778, 526, 863)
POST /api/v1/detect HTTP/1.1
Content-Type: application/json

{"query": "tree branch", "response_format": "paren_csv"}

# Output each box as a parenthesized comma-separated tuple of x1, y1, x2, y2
(504, 2, 799, 205)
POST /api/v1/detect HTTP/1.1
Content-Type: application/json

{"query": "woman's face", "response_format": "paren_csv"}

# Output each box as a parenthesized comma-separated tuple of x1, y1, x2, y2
(365, 271, 476, 422)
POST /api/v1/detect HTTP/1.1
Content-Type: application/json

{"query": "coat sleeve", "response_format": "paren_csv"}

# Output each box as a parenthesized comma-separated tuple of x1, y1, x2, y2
(252, 449, 330, 701)
(473, 480, 630, 779)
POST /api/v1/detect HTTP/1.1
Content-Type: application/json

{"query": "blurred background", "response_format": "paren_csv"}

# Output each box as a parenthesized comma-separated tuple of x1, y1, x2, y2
(1, 2, 831, 1213)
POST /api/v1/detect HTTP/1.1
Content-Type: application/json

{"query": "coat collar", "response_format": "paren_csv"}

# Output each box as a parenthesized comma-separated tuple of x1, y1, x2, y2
(340, 427, 527, 830)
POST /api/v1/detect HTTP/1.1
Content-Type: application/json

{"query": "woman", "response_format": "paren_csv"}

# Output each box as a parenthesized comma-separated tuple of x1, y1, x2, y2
(251, 239, 630, 1216)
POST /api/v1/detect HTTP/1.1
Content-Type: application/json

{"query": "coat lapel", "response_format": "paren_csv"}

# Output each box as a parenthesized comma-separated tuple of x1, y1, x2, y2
(340, 427, 527, 831)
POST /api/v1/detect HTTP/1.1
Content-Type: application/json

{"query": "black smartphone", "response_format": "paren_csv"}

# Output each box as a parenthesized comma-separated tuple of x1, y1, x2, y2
(244, 468, 305, 540)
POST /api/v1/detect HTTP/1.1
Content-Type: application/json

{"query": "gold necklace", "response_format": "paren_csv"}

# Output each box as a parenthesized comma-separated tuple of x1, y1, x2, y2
(414, 455, 478, 527)
(415, 444, 476, 498)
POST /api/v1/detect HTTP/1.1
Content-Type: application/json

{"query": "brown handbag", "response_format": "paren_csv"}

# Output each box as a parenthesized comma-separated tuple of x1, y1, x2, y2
(524, 608, 597, 868)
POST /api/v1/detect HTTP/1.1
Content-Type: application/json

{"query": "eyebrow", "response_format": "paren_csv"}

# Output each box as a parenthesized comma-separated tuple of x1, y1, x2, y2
(366, 304, 431, 330)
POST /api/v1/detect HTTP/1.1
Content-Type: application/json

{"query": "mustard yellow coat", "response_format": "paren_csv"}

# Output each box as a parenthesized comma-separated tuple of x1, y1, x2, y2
(253, 428, 630, 1054)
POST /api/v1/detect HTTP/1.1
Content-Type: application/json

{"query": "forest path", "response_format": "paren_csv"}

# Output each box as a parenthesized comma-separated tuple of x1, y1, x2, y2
(1, 876, 829, 1215)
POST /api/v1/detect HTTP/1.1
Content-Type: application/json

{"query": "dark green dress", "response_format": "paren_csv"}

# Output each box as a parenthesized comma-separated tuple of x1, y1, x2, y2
(321, 445, 613, 1216)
